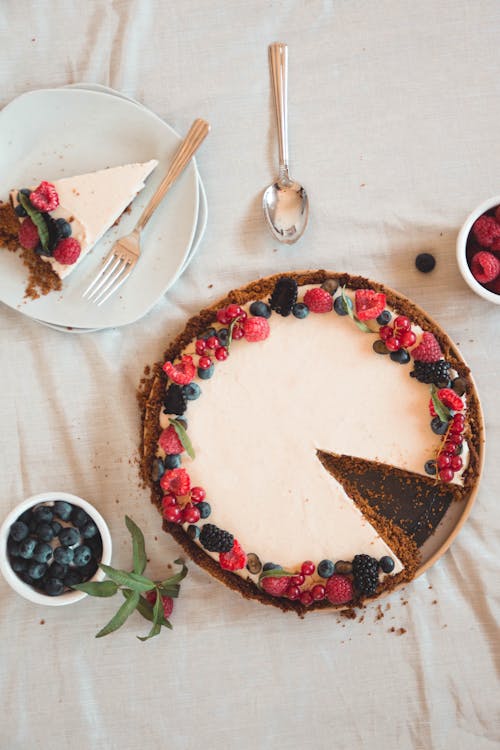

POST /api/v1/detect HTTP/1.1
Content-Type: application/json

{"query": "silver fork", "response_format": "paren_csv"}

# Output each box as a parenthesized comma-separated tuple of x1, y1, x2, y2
(83, 118, 210, 305)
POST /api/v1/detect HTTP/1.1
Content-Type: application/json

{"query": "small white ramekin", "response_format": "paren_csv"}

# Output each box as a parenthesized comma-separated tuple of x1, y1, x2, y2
(456, 194, 500, 305)
(0, 491, 112, 606)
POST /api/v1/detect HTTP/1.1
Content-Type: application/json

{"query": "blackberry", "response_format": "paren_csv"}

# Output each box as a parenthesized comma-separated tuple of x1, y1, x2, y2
(199, 523, 234, 553)
(163, 384, 187, 416)
(352, 554, 379, 595)
(269, 277, 298, 316)
(410, 360, 450, 385)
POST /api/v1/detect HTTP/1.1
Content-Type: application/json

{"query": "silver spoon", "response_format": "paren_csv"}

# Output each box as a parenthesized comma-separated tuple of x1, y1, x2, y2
(263, 42, 309, 244)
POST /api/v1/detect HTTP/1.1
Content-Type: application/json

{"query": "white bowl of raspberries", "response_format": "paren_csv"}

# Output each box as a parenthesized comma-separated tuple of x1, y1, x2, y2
(0, 492, 112, 606)
(457, 195, 500, 304)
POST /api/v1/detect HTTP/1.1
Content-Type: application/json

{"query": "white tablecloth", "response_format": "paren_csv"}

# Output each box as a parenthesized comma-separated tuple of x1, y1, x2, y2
(1, 2, 499, 748)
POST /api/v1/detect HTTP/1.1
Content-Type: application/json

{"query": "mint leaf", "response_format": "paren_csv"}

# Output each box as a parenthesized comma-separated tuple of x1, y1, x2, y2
(72, 580, 118, 597)
(96, 590, 140, 638)
(137, 588, 164, 641)
(169, 419, 195, 459)
(125, 515, 147, 575)
(341, 287, 374, 333)
(98, 564, 155, 593)
(430, 385, 452, 423)
(18, 192, 50, 252)
(124, 590, 173, 630)
(160, 559, 188, 588)
(258, 567, 295, 581)
(157, 584, 180, 598)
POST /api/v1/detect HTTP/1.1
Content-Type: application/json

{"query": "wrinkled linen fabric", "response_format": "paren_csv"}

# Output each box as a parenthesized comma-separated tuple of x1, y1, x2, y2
(0, 1, 499, 748)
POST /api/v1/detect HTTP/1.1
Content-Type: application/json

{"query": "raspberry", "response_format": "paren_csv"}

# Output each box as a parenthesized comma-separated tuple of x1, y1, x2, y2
(162, 355, 196, 385)
(260, 575, 291, 597)
(160, 468, 191, 496)
(354, 289, 386, 320)
(219, 539, 247, 571)
(18, 218, 40, 250)
(437, 388, 464, 412)
(158, 425, 184, 455)
(145, 590, 174, 619)
(471, 215, 500, 248)
(325, 574, 354, 605)
(411, 332, 442, 362)
(29, 181, 59, 212)
(243, 316, 270, 342)
(303, 287, 333, 313)
(470, 251, 500, 284)
(53, 237, 81, 265)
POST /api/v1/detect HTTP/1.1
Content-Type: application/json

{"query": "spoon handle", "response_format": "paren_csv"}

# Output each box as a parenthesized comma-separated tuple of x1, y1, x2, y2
(268, 42, 289, 177)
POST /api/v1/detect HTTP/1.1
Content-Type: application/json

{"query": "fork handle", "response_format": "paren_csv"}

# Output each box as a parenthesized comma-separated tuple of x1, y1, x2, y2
(136, 118, 210, 231)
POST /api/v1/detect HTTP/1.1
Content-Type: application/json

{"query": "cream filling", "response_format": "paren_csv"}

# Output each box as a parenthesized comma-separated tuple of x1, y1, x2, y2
(11, 160, 158, 279)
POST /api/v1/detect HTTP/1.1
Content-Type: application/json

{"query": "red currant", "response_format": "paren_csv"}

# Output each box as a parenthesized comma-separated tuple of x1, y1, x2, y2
(444, 441, 457, 455)
(191, 486, 206, 503)
(453, 413, 465, 425)
(206, 335, 219, 350)
(439, 468, 454, 483)
(400, 330, 416, 348)
(299, 590, 314, 606)
(237, 310, 247, 322)
(232, 324, 245, 340)
(195, 339, 206, 355)
(450, 422, 463, 435)
(198, 356, 213, 370)
(311, 584, 326, 601)
(301, 561, 315, 576)
(385, 336, 401, 352)
(379, 325, 393, 341)
(447, 433, 462, 446)
(226, 304, 243, 320)
(164, 504, 182, 523)
(287, 585, 301, 600)
(291, 574, 305, 586)
(437, 454, 451, 469)
(182, 504, 201, 524)
(394, 315, 411, 331)
(161, 494, 177, 510)
(216, 308, 229, 324)
(215, 346, 228, 361)
(450, 455, 463, 471)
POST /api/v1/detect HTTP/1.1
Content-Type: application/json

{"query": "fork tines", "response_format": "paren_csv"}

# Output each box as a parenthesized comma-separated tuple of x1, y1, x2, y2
(82, 235, 138, 305)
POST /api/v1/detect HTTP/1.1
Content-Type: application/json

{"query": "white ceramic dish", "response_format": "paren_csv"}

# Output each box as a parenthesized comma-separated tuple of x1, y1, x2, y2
(456, 194, 500, 305)
(0, 491, 112, 606)
(0, 87, 201, 328)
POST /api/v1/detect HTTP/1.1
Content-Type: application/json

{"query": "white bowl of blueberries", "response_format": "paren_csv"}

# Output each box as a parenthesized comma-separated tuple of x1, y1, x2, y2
(0, 492, 112, 606)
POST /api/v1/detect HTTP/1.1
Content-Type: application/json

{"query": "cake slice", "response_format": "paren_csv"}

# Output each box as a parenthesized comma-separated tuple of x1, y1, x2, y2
(7, 160, 158, 283)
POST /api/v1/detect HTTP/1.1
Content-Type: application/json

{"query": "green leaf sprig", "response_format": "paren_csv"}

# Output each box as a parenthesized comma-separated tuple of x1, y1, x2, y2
(72, 515, 188, 641)
(340, 286, 376, 334)
(18, 192, 50, 252)
(168, 418, 195, 459)
(430, 384, 453, 423)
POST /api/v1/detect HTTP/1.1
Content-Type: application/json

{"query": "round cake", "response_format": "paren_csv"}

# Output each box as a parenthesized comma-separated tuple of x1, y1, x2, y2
(141, 271, 483, 615)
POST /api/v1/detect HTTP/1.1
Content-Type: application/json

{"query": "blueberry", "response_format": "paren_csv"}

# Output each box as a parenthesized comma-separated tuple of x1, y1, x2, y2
(33, 506, 53, 524)
(317, 559, 335, 578)
(54, 545, 74, 565)
(18, 509, 33, 525)
(55, 218, 72, 238)
(334, 295, 352, 316)
(197, 502, 211, 519)
(81, 521, 98, 540)
(165, 454, 181, 469)
(58, 527, 80, 546)
(7, 538, 20, 556)
(176, 417, 188, 429)
(292, 303, 309, 319)
(430, 416, 448, 435)
(263, 562, 281, 571)
(54, 501, 73, 521)
(33, 542, 53, 564)
(372, 340, 389, 355)
(9, 521, 29, 542)
(379, 556, 395, 574)
(376, 310, 392, 325)
(151, 457, 165, 482)
(198, 364, 214, 380)
(390, 349, 411, 364)
(200, 327, 216, 340)
(18, 537, 37, 559)
(63, 569, 83, 587)
(48, 562, 68, 578)
(36, 522, 54, 542)
(28, 562, 47, 580)
(19, 571, 34, 586)
(187, 524, 200, 540)
(45, 577, 65, 596)
(249, 301, 271, 318)
(51, 520, 62, 536)
(424, 460, 437, 476)
(87, 535, 103, 560)
(217, 328, 229, 346)
(15, 203, 27, 217)
(11, 557, 28, 573)
(71, 507, 90, 528)
(73, 545, 92, 568)
(182, 382, 201, 401)
(415, 253, 436, 273)
(79, 559, 98, 581)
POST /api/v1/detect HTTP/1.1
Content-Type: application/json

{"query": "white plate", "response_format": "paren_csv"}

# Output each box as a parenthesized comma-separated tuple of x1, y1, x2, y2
(30, 84, 208, 334)
(0, 88, 201, 328)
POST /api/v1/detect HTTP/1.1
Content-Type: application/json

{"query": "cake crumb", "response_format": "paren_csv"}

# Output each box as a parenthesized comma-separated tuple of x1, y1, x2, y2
(397, 627, 406, 635)
(375, 605, 384, 620)
(208, 284, 213, 288)
(432, 599, 437, 605)
(341, 608, 357, 620)
(39, 619, 45, 625)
